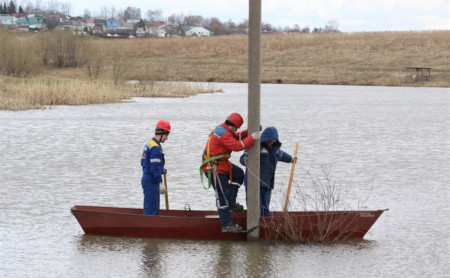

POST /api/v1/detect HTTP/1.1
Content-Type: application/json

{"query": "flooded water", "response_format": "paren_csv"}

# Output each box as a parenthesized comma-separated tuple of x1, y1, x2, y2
(1, 83, 449, 277)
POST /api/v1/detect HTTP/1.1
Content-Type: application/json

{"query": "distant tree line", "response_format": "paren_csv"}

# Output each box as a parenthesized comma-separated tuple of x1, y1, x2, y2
(1, 0, 340, 34)
(0, 0, 24, 14)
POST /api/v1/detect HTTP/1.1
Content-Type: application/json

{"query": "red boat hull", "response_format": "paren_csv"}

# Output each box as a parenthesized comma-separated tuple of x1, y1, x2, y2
(71, 205, 385, 241)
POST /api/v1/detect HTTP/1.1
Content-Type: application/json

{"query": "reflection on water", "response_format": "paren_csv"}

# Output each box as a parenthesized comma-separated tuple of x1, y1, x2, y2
(1, 84, 449, 277)
(75, 235, 378, 277)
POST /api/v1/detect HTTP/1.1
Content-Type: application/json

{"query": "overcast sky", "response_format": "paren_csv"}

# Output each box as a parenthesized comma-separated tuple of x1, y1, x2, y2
(41, 0, 450, 32)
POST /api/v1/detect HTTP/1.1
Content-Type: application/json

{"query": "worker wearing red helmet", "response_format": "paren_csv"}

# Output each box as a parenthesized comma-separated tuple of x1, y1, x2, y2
(141, 120, 171, 215)
(201, 112, 260, 233)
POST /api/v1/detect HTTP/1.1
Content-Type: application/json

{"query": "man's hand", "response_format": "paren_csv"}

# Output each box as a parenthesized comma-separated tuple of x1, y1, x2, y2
(251, 131, 260, 141)
(159, 182, 166, 194)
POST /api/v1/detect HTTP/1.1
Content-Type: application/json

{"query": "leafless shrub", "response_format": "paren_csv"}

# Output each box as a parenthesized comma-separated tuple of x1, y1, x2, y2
(110, 49, 129, 86)
(85, 47, 105, 81)
(0, 31, 39, 77)
(38, 31, 89, 68)
(261, 164, 373, 243)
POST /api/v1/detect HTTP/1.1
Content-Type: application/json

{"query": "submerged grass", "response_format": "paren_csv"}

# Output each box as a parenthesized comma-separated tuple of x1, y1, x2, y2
(261, 164, 373, 243)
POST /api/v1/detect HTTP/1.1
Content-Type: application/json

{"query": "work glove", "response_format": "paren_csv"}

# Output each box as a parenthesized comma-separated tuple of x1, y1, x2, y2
(292, 157, 297, 163)
(163, 168, 167, 175)
(159, 182, 166, 194)
(251, 131, 260, 141)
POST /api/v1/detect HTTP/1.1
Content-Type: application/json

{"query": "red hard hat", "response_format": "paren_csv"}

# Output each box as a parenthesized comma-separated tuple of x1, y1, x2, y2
(156, 120, 171, 132)
(227, 112, 243, 128)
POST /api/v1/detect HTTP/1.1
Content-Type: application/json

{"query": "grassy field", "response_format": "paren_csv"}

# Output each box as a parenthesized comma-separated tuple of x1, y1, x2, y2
(1, 30, 449, 110)
(50, 30, 449, 86)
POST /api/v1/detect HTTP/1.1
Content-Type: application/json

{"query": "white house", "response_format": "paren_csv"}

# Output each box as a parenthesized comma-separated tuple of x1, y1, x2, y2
(185, 26, 212, 37)
(0, 15, 14, 26)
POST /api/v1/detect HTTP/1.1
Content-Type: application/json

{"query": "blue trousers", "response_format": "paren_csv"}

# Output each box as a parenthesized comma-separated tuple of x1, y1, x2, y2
(260, 187, 272, 217)
(142, 174, 160, 215)
(244, 186, 272, 217)
(207, 164, 244, 227)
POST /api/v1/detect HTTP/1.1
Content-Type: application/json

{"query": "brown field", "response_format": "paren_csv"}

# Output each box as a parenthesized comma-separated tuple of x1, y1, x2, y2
(48, 30, 450, 86)
(1, 30, 449, 110)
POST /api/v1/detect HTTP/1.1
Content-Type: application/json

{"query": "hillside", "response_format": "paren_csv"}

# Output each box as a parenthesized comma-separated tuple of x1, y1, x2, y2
(47, 30, 450, 87)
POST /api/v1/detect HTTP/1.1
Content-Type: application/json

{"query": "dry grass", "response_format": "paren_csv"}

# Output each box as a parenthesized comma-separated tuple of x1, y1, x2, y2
(1, 30, 449, 110)
(0, 76, 218, 111)
(47, 31, 450, 86)
(260, 164, 373, 242)
(129, 81, 221, 98)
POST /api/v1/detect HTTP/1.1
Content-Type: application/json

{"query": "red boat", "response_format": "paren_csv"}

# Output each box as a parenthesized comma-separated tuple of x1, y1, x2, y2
(71, 205, 386, 241)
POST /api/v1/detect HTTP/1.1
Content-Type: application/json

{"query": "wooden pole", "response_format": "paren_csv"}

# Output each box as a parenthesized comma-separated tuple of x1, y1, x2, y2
(247, 0, 261, 241)
(283, 143, 299, 212)
(163, 172, 169, 210)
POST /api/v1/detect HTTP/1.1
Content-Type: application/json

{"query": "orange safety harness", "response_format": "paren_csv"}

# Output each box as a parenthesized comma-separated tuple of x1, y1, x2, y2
(199, 132, 232, 189)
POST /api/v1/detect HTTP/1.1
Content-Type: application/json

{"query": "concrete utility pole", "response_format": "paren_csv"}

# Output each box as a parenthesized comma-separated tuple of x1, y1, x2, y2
(247, 0, 261, 241)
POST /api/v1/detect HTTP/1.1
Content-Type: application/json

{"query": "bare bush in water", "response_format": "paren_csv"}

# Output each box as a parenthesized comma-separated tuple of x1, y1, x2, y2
(261, 164, 373, 243)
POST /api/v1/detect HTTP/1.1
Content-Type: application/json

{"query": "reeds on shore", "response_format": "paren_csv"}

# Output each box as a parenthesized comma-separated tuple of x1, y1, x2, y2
(0, 76, 218, 111)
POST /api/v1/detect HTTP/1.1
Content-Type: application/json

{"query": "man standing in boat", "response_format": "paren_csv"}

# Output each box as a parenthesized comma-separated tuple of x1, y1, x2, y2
(201, 112, 260, 232)
(141, 120, 171, 215)
(240, 126, 296, 217)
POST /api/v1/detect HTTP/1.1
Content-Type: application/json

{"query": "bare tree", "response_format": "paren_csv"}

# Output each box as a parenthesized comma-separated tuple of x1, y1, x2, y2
(109, 6, 116, 20)
(261, 22, 274, 32)
(119, 6, 141, 21)
(83, 8, 91, 19)
(60, 2, 71, 16)
(145, 9, 163, 22)
(324, 20, 340, 32)
(99, 6, 109, 18)
(224, 19, 236, 30)
(236, 19, 248, 30)
(85, 47, 105, 81)
(111, 50, 128, 86)
(184, 15, 204, 26)
(47, 0, 60, 14)
(205, 17, 226, 35)
(167, 12, 184, 25)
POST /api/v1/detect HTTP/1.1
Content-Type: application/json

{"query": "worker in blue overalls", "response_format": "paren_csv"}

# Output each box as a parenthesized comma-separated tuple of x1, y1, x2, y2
(141, 120, 171, 215)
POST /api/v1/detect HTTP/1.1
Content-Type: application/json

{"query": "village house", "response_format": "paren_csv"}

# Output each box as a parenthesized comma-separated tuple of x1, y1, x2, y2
(183, 26, 213, 37)
(145, 21, 165, 37)
(0, 13, 215, 38)
(0, 14, 14, 27)
(2, 13, 46, 32)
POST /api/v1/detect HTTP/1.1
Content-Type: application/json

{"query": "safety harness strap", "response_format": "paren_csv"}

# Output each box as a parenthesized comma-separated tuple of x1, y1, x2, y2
(199, 154, 230, 189)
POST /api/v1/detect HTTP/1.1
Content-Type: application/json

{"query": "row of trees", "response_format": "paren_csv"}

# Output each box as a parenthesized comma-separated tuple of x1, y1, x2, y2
(0, 0, 72, 15)
(1, 0, 340, 34)
(0, 1, 23, 14)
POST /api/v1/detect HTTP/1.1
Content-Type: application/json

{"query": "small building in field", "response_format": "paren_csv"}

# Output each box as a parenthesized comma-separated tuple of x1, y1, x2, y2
(184, 26, 213, 37)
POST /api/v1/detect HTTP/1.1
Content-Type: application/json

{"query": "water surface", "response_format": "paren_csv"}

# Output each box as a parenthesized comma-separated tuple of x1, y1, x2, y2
(1, 84, 449, 277)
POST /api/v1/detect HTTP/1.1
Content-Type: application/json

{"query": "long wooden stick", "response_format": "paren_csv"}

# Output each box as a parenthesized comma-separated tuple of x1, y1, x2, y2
(284, 143, 299, 212)
(163, 172, 169, 210)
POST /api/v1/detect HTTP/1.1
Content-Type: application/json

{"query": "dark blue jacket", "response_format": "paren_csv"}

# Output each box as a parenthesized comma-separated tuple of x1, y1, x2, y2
(240, 126, 292, 189)
(141, 138, 165, 184)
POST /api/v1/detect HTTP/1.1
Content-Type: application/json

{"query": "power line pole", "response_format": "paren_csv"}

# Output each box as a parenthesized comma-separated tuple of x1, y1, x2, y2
(247, 0, 261, 241)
